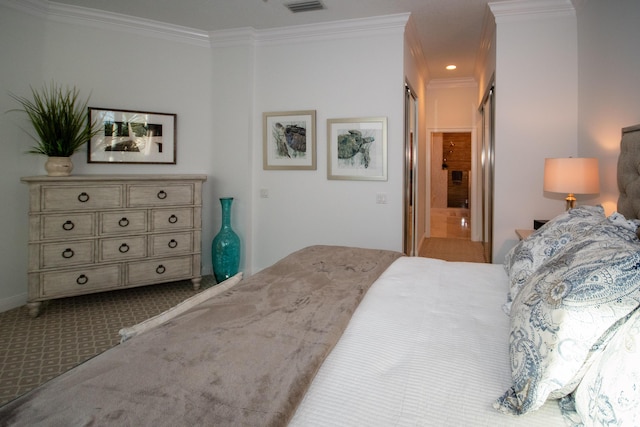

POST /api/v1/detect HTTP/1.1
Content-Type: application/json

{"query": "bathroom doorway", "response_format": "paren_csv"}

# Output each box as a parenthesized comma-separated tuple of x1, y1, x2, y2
(430, 131, 472, 239)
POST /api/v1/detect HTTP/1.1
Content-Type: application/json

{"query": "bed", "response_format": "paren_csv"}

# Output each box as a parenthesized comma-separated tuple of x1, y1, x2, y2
(1, 124, 640, 427)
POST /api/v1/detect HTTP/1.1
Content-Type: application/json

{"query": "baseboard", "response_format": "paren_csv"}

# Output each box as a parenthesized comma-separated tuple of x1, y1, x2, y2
(0, 292, 27, 313)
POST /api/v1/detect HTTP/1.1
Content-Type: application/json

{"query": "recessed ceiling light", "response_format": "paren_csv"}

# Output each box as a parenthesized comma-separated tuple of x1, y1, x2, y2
(446, 65, 457, 70)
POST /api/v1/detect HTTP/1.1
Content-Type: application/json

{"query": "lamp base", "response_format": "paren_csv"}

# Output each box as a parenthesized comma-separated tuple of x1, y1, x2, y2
(565, 193, 576, 210)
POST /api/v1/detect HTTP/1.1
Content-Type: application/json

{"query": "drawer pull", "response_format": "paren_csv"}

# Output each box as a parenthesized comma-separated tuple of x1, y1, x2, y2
(62, 220, 75, 231)
(156, 264, 166, 274)
(157, 190, 167, 200)
(118, 217, 130, 227)
(119, 243, 130, 253)
(62, 248, 75, 259)
(76, 274, 88, 285)
(168, 239, 178, 248)
(77, 192, 90, 203)
(168, 215, 178, 224)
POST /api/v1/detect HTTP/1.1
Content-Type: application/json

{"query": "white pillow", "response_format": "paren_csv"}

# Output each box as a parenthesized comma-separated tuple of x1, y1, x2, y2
(562, 308, 640, 426)
(495, 218, 640, 415)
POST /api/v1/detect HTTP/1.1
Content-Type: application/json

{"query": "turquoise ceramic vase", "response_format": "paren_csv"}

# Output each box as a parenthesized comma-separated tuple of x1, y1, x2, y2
(211, 197, 240, 283)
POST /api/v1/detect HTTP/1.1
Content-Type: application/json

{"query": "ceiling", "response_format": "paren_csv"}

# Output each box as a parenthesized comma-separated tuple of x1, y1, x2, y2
(52, 0, 513, 79)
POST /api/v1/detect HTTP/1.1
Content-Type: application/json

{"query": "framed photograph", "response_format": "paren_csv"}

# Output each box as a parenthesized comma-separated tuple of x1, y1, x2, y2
(263, 110, 316, 170)
(88, 107, 176, 164)
(327, 117, 387, 181)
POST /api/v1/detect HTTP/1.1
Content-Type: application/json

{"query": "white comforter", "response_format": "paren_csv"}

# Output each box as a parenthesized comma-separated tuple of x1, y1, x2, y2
(289, 257, 566, 426)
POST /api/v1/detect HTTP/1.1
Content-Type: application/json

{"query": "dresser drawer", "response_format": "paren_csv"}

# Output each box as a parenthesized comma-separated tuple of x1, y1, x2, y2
(151, 208, 194, 231)
(39, 265, 121, 298)
(128, 184, 195, 207)
(126, 256, 193, 285)
(150, 232, 193, 256)
(39, 213, 95, 239)
(41, 185, 123, 211)
(40, 241, 94, 268)
(100, 210, 147, 235)
(99, 236, 147, 261)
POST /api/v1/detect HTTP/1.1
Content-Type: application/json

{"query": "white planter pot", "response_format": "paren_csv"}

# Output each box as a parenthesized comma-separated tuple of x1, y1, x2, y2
(44, 156, 73, 176)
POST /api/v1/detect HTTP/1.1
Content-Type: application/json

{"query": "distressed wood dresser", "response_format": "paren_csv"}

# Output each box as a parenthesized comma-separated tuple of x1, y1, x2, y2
(21, 174, 207, 317)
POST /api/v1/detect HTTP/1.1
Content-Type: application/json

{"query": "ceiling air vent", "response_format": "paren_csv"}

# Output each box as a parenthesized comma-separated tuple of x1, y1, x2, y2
(285, 0, 325, 13)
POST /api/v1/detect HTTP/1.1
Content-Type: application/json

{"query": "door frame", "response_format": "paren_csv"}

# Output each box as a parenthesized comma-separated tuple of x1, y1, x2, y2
(404, 82, 418, 256)
(479, 79, 495, 262)
(428, 128, 479, 240)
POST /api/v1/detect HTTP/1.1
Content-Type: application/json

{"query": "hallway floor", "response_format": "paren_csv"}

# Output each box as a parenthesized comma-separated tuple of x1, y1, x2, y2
(419, 208, 486, 263)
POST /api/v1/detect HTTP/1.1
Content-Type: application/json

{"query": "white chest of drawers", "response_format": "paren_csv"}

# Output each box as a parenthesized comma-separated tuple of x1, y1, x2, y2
(21, 174, 207, 317)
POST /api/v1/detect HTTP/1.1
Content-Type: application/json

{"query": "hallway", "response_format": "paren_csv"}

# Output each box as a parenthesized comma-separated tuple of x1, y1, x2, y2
(418, 208, 486, 263)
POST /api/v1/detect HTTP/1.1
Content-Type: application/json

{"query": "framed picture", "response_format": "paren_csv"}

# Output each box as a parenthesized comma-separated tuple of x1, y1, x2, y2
(88, 107, 176, 164)
(263, 110, 316, 170)
(327, 117, 387, 181)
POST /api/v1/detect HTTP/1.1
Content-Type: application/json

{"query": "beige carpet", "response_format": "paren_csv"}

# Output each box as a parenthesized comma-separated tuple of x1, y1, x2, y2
(0, 276, 216, 406)
(419, 237, 487, 263)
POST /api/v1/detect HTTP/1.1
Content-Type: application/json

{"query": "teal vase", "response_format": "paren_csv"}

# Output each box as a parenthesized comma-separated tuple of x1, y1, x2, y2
(212, 197, 240, 283)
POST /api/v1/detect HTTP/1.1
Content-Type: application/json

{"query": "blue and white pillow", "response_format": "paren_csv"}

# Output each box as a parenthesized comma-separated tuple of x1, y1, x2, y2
(494, 219, 640, 415)
(561, 308, 640, 427)
(503, 205, 605, 314)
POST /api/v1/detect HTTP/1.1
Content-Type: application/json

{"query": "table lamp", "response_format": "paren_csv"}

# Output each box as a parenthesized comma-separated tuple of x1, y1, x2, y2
(543, 157, 600, 210)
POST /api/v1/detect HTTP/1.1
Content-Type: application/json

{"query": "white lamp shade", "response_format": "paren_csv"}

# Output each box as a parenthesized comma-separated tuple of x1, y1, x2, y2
(543, 157, 600, 194)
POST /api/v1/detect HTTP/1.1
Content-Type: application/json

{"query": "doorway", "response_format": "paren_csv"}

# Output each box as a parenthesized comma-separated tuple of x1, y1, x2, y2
(430, 132, 472, 240)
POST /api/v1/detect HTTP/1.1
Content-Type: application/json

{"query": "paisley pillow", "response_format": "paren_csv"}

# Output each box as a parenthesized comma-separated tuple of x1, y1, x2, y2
(503, 205, 605, 313)
(494, 220, 640, 415)
(561, 308, 640, 427)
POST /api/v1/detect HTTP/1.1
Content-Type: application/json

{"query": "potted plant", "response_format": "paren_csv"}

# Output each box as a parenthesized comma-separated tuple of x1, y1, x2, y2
(10, 82, 99, 176)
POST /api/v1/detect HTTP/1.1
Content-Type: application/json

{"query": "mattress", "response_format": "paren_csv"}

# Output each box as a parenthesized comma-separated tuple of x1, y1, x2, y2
(289, 256, 566, 426)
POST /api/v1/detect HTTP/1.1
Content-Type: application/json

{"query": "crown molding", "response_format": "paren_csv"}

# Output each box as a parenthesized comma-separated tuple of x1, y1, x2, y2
(210, 13, 410, 48)
(209, 28, 259, 48)
(259, 13, 410, 46)
(0, 0, 49, 18)
(1, 0, 210, 47)
(3, 1, 409, 50)
(489, 0, 575, 23)
(428, 77, 477, 89)
(47, 1, 210, 47)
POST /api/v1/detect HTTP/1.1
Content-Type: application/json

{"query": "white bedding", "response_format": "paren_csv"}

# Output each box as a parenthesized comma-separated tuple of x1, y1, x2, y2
(289, 256, 566, 426)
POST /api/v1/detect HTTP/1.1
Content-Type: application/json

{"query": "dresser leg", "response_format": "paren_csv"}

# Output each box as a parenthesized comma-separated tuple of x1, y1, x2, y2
(191, 277, 202, 291)
(27, 301, 42, 318)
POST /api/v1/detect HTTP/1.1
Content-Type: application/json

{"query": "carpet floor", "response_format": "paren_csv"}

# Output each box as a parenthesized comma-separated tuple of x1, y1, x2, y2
(0, 275, 216, 407)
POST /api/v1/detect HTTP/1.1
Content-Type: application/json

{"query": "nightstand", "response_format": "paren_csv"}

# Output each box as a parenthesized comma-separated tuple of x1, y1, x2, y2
(515, 229, 534, 240)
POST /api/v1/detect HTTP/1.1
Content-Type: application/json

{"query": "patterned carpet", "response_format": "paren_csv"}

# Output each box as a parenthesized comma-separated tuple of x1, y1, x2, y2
(0, 275, 216, 407)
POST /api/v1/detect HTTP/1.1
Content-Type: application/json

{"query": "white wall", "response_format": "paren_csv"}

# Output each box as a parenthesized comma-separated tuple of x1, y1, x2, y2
(0, 5, 46, 311)
(248, 17, 408, 271)
(491, 2, 578, 262)
(209, 37, 256, 276)
(576, 0, 640, 215)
